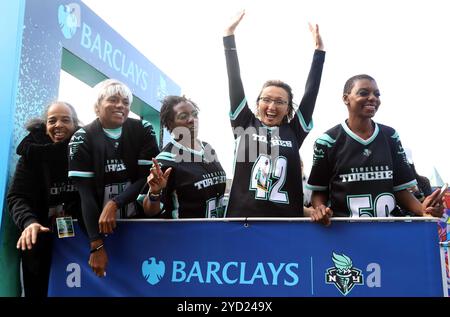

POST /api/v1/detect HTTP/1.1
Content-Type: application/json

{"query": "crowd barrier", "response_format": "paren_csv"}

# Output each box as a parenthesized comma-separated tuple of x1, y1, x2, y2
(48, 218, 447, 297)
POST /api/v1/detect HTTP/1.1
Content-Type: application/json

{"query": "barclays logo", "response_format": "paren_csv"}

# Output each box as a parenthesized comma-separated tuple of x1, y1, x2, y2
(142, 257, 166, 285)
(58, 3, 150, 92)
(157, 75, 167, 100)
(58, 3, 81, 39)
(141, 258, 299, 286)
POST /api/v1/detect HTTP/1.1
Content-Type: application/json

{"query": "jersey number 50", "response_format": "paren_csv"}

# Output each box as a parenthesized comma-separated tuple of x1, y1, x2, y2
(347, 193, 396, 217)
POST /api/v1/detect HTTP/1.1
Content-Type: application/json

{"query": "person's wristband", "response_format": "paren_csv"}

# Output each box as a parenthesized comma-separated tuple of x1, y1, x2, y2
(90, 243, 104, 254)
(148, 191, 161, 202)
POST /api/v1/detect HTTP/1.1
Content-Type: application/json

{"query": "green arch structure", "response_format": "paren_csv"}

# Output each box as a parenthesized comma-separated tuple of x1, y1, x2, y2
(0, 0, 180, 296)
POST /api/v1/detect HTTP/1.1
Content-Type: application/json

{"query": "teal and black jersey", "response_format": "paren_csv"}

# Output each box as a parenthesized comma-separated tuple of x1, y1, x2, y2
(68, 118, 159, 242)
(223, 35, 325, 217)
(69, 123, 156, 218)
(138, 140, 226, 218)
(307, 121, 417, 217)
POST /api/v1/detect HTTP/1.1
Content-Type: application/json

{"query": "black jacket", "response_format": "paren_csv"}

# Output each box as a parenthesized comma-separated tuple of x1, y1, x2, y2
(7, 122, 80, 230)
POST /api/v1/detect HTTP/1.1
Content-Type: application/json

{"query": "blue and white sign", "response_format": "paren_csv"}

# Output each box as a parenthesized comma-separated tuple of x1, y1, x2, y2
(48, 219, 445, 297)
(10, 0, 180, 165)
(58, 3, 80, 39)
(1, 0, 180, 295)
(25, 0, 179, 111)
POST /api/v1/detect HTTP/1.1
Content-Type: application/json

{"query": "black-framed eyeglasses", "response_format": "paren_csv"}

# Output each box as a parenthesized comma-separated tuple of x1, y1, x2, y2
(258, 97, 288, 106)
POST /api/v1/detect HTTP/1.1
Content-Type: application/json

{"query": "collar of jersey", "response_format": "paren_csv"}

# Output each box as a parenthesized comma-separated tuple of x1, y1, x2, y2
(171, 139, 205, 156)
(102, 127, 122, 139)
(341, 121, 379, 145)
(260, 122, 279, 131)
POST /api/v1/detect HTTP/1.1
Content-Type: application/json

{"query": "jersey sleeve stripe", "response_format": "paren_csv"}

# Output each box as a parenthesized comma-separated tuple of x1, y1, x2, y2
(296, 109, 314, 132)
(317, 133, 335, 144)
(136, 194, 146, 205)
(316, 140, 331, 148)
(393, 179, 418, 192)
(229, 97, 247, 121)
(305, 184, 328, 191)
(68, 171, 95, 178)
(155, 156, 175, 162)
(156, 152, 176, 162)
(390, 131, 400, 141)
(68, 141, 83, 146)
(138, 159, 152, 165)
(141, 120, 151, 128)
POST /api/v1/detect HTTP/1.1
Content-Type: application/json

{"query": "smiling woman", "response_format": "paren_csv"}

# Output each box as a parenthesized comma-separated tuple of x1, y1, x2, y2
(68, 78, 160, 278)
(256, 83, 290, 126)
(7, 101, 81, 297)
(80, 0, 450, 197)
(223, 11, 326, 219)
(307, 74, 445, 221)
(45, 102, 78, 142)
(138, 95, 227, 219)
(93, 79, 133, 128)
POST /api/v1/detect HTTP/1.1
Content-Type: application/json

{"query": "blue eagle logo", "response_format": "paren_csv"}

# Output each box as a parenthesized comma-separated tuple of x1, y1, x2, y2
(157, 75, 168, 99)
(58, 4, 80, 39)
(142, 257, 165, 285)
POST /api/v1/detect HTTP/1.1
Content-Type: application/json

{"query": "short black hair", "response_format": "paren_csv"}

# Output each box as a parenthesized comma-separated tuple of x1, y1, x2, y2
(343, 74, 376, 95)
(160, 95, 199, 132)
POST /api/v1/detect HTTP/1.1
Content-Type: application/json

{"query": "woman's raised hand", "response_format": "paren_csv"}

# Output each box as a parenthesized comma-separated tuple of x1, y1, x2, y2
(308, 22, 324, 51)
(147, 158, 172, 194)
(225, 10, 245, 36)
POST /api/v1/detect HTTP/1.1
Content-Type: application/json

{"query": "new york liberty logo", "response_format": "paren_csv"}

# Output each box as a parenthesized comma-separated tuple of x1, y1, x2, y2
(325, 252, 363, 296)
(57, 3, 81, 39)
(142, 257, 165, 285)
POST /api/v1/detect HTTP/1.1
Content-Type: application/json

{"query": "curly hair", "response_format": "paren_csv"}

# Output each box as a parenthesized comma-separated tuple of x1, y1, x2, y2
(160, 95, 199, 132)
(26, 101, 80, 131)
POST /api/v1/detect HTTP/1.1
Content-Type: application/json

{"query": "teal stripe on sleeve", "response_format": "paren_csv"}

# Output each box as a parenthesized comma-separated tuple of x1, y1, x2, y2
(68, 171, 94, 178)
(393, 179, 418, 192)
(137, 194, 146, 205)
(156, 151, 176, 162)
(296, 109, 313, 132)
(306, 184, 328, 191)
(316, 133, 335, 148)
(138, 159, 152, 165)
(229, 98, 247, 120)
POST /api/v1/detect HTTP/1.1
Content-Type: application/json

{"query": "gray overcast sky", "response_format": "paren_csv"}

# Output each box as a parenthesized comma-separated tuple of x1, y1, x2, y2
(62, 0, 450, 184)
